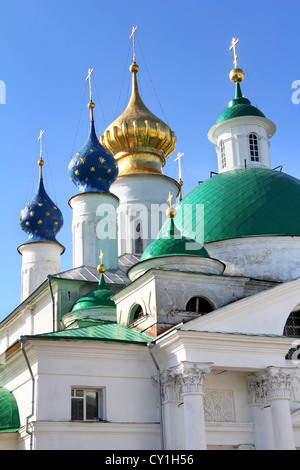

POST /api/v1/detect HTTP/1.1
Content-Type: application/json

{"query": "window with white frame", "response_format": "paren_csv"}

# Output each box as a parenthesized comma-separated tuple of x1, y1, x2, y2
(220, 140, 226, 169)
(249, 133, 260, 161)
(71, 388, 105, 421)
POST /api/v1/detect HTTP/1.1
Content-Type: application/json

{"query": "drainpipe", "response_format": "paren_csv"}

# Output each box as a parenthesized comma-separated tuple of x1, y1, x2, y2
(47, 275, 55, 332)
(20, 336, 35, 450)
(147, 343, 165, 450)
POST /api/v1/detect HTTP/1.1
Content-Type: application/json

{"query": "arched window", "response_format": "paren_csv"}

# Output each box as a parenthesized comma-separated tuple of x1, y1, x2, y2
(249, 133, 260, 162)
(135, 221, 143, 254)
(130, 304, 144, 323)
(186, 297, 213, 316)
(283, 309, 300, 337)
(220, 140, 226, 169)
(284, 309, 300, 360)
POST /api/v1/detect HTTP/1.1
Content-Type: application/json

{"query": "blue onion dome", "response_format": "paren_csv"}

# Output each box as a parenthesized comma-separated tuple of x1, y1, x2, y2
(68, 100, 118, 193)
(20, 158, 64, 245)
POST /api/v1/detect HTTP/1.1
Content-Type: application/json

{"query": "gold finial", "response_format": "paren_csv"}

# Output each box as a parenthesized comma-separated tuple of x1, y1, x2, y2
(97, 249, 106, 273)
(86, 68, 95, 121)
(175, 152, 184, 201)
(38, 130, 45, 179)
(166, 191, 176, 219)
(229, 37, 244, 84)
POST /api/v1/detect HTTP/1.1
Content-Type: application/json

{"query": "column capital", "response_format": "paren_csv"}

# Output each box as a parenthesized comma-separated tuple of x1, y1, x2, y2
(248, 374, 269, 405)
(264, 367, 296, 401)
(175, 361, 212, 396)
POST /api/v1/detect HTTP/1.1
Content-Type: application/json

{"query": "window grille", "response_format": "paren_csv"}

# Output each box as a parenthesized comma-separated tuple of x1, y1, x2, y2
(249, 133, 260, 161)
(220, 140, 226, 169)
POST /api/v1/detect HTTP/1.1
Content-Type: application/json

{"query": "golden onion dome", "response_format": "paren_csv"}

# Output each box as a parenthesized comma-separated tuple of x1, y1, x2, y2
(100, 62, 176, 177)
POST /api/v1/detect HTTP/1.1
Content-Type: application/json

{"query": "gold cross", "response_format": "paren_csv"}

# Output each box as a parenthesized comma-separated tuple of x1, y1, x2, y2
(175, 152, 184, 180)
(38, 130, 45, 178)
(229, 37, 239, 68)
(167, 191, 173, 207)
(99, 249, 104, 264)
(86, 67, 94, 101)
(130, 26, 138, 63)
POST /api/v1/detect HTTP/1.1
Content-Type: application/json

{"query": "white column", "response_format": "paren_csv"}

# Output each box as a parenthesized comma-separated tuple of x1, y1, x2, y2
(69, 192, 119, 270)
(176, 362, 211, 450)
(248, 374, 274, 450)
(265, 367, 296, 450)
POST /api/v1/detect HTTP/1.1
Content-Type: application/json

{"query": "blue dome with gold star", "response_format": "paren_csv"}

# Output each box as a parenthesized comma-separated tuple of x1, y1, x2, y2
(68, 102, 118, 193)
(20, 160, 64, 245)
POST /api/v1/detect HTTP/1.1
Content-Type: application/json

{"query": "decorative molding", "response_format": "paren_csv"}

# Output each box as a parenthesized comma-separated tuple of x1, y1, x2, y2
(204, 390, 235, 422)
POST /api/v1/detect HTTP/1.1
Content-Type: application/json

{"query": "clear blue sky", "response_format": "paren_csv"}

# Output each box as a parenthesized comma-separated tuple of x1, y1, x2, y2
(0, 0, 300, 320)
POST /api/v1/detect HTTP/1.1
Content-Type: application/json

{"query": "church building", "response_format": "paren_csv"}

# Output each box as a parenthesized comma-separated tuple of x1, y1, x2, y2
(0, 35, 300, 451)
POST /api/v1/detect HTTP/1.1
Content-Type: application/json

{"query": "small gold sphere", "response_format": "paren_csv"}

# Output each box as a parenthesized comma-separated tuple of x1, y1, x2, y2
(130, 62, 139, 73)
(97, 263, 106, 274)
(166, 207, 176, 219)
(88, 100, 95, 109)
(38, 158, 44, 166)
(229, 67, 244, 83)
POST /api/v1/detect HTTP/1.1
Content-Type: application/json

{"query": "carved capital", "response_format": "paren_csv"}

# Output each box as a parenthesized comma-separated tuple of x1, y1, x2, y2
(160, 368, 181, 402)
(248, 375, 269, 405)
(264, 367, 296, 401)
(176, 362, 211, 395)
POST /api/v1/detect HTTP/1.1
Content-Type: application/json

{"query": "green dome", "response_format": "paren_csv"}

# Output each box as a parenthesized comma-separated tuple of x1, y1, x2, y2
(72, 275, 116, 312)
(216, 83, 265, 123)
(160, 167, 300, 244)
(0, 387, 20, 433)
(140, 218, 210, 261)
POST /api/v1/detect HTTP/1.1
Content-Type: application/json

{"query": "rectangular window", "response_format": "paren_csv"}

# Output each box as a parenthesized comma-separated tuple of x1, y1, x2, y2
(71, 388, 105, 421)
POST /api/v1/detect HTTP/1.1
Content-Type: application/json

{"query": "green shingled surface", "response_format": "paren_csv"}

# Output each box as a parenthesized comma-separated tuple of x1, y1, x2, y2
(28, 322, 153, 345)
(0, 387, 20, 433)
(140, 218, 210, 261)
(216, 102, 265, 123)
(160, 168, 300, 244)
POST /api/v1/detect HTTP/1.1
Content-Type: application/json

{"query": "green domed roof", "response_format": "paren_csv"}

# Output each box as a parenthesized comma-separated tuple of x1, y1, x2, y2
(160, 167, 300, 244)
(216, 83, 265, 123)
(0, 387, 20, 433)
(140, 218, 210, 261)
(72, 275, 116, 312)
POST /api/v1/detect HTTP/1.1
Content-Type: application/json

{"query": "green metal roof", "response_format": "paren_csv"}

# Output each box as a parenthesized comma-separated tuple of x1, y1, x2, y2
(160, 167, 300, 244)
(27, 322, 153, 345)
(71, 275, 116, 312)
(140, 218, 210, 261)
(0, 387, 20, 433)
(216, 83, 265, 123)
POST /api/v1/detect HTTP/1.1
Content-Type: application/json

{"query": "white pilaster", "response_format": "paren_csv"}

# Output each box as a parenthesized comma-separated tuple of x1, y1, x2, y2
(161, 368, 183, 450)
(248, 374, 274, 450)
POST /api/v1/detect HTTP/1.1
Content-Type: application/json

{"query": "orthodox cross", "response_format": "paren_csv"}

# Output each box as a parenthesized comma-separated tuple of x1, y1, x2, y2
(175, 152, 184, 180)
(229, 37, 239, 68)
(86, 67, 94, 102)
(99, 249, 104, 264)
(38, 130, 45, 178)
(167, 191, 173, 207)
(130, 26, 138, 63)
